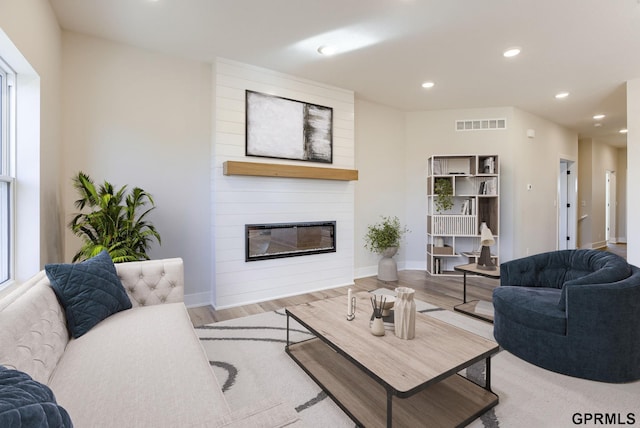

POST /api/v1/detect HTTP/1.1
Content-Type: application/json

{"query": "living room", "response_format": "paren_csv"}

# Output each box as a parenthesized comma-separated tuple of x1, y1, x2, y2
(2, 1, 637, 310)
(1, 2, 639, 427)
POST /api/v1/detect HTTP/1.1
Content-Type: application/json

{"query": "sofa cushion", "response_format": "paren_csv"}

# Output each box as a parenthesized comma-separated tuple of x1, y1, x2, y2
(48, 303, 230, 427)
(45, 250, 132, 338)
(0, 272, 70, 385)
(0, 366, 73, 428)
(493, 286, 567, 335)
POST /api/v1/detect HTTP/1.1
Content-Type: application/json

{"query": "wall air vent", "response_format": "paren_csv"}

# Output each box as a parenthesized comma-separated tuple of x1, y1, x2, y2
(455, 118, 507, 131)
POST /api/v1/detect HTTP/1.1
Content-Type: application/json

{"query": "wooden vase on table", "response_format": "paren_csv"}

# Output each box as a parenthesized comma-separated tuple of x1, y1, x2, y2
(394, 287, 416, 339)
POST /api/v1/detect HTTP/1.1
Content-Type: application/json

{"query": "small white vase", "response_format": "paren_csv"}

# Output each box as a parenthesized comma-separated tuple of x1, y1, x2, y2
(394, 287, 416, 340)
(378, 246, 398, 281)
(371, 316, 385, 336)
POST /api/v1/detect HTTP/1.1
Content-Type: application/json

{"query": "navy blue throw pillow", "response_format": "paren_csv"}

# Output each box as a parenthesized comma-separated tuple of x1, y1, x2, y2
(0, 366, 73, 427)
(45, 250, 132, 338)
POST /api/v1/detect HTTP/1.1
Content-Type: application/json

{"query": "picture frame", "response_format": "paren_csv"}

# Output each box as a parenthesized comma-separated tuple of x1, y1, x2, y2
(245, 90, 333, 163)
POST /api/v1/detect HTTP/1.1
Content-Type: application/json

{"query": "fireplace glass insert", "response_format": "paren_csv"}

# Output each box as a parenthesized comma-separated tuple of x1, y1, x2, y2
(246, 221, 336, 262)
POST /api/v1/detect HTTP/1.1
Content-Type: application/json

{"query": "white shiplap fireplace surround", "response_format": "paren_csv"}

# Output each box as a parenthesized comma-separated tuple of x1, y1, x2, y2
(212, 58, 356, 309)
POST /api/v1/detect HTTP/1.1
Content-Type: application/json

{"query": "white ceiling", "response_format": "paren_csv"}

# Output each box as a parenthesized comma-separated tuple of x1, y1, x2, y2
(49, 0, 640, 147)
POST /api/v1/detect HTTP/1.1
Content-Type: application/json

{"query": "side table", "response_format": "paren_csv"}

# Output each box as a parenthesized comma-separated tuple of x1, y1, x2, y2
(453, 263, 500, 323)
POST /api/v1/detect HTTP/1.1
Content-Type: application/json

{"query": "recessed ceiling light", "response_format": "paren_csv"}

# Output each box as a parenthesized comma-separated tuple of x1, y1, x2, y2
(421, 81, 435, 89)
(555, 92, 570, 99)
(317, 45, 336, 56)
(620, 128, 628, 134)
(594, 123, 602, 127)
(503, 47, 521, 58)
(593, 114, 606, 120)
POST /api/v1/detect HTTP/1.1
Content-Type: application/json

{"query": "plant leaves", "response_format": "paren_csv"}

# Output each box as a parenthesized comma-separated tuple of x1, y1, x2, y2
(69, 172, 161, 263)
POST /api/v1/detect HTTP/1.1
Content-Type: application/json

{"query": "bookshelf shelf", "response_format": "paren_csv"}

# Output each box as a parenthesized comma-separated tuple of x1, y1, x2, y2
(427, 155, 500, 276)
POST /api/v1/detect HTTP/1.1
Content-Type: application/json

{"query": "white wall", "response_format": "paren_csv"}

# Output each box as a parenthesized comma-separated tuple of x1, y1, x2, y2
(401, 106, 578, 268)
(213, 58, 355, 308)
(61, 32, 213, 305)
(510, 108, 578, 257)
(627, 78, 640, 265)
(404, 107, 517, 266)
(0, 0, 62, 279)
(616, 148, 627, 243)
(577, 138, 619, 249)
(354, 99, 406, 278)
(578, 139, 594, 248)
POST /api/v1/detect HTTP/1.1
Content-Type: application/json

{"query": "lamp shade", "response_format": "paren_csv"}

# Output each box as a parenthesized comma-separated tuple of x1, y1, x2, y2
(477, 222, 496, 270)
(480, 225, 495, 246)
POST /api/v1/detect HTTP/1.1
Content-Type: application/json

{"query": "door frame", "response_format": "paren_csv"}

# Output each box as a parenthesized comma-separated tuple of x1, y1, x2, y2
(558, 156, 578, 250)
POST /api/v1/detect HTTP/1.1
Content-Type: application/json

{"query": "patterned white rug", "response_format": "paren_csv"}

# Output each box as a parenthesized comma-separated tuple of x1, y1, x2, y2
(196, 294, 639, 427)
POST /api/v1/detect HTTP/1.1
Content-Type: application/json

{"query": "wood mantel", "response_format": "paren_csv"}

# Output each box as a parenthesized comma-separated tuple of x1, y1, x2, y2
(223, 161, 358, 181)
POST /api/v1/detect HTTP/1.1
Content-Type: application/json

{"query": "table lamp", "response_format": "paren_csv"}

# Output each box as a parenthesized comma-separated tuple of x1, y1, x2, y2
(477, 223, 496, 270)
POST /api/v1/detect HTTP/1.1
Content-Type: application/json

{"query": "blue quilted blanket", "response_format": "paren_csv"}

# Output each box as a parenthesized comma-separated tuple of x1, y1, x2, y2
(0, 366, 73, 427)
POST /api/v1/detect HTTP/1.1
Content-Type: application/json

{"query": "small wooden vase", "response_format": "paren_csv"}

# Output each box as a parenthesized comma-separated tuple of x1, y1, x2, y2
(394, 287, 416, 339)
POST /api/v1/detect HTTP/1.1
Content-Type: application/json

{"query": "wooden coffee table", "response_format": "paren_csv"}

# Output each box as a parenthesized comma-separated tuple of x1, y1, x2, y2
(285, 293, 499, 427)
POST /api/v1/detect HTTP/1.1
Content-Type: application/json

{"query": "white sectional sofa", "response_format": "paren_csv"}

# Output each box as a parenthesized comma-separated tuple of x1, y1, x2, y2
(0, 257, 298, 427)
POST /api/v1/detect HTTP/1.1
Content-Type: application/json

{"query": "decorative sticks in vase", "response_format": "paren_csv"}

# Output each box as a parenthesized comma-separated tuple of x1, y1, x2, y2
(370, 295, 386, 336)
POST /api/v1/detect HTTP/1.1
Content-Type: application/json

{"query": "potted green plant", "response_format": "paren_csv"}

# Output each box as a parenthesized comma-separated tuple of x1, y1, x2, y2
(69, 171, 162, 263)
(434, 178, 454, 213)
(364, 216, 408, 254)
(364, 216, 409, 281)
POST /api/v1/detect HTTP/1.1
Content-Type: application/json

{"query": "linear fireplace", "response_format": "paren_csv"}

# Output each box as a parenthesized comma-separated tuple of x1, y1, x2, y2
(245, 221, 336, 262)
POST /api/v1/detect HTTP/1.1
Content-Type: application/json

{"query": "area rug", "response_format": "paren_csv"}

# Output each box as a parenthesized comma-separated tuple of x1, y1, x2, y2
(196, 294, 639, 427)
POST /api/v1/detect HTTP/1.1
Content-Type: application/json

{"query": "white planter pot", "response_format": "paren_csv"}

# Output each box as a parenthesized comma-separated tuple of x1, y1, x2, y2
(378, 246, 398, 281)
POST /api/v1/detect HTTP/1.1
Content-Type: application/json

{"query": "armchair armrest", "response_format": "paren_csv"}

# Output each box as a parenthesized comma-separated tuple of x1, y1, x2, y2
(565, 275, 640, 346)
(115, 258, 184, 307)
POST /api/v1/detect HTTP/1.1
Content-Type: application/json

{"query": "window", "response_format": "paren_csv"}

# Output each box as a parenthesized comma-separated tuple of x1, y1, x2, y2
(0, 57, 15, 285)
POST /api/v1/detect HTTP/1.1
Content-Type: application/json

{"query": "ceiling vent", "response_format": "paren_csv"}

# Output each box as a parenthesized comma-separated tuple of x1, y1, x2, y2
(455, 118, 507, 131)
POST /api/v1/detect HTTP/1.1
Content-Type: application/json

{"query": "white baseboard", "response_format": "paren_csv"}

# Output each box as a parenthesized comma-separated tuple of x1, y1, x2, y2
(184, 291, 212, 308)
(354, 265, 377, 279)
(404, 260, 427, 270)
(212, 281, 354, 310)
(355, 261, 426, 279)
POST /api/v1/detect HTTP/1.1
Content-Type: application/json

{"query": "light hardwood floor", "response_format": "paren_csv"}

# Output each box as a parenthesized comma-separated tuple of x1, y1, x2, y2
(603, 242, 627, 259)
(187, 270, 496, 327)
(187, 244, 628, 327)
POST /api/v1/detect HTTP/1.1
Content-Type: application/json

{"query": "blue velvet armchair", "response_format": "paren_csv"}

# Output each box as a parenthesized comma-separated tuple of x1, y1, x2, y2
(493, 249, 640, 383)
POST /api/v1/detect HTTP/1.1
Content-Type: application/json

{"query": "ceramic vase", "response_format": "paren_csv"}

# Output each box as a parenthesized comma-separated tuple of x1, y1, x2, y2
(371, 316, 385, 336)
(394, 287, 416, 339)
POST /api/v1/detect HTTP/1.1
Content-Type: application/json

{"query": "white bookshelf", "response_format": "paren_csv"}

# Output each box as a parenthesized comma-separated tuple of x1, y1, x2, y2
(427, 155, 500, 275)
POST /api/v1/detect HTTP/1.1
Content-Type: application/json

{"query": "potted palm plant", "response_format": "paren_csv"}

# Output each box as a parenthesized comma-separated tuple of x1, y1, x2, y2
(69, 171, 161, 263)
(364, 216, 409, 281)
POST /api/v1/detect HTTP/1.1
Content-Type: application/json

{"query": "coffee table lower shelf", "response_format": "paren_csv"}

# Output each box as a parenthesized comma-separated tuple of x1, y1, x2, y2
(286, 337, 498, 428)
